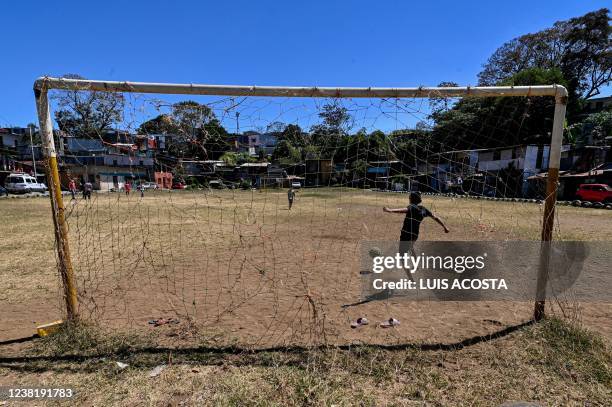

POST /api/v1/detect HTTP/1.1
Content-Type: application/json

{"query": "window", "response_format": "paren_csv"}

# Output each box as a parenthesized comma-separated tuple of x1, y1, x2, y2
(512, 149, 517, 159)
(493, 150, 501, 160)
(113, 159, 118, 166)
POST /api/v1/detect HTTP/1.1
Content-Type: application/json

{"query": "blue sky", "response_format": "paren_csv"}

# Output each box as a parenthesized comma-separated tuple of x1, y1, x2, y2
(1, 0, 609, 130)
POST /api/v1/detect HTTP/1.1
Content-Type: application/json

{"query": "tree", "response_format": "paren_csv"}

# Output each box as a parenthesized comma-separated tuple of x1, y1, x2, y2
(172, 101, 214, 136)
(429, 81, 460, 118)
(138, 114, 178, 135)
(272, 140, 302, 164)
(278, 124, 306, 147)
(316, 103, 352, 132)
(583, 110, 612, 145)
(219, 151, 255, 166)
(138, 101, 230, 159)
(310, 103, 353, 158)
(350, 159, 368, 184)
(432, 68, 568, 150)
(568, 110, 612, 146)
(200, 118, 231, 159)
(478, 9, 611, 101)
(53, 74, 124, 137)
(266, 121, 286, 134)
(220, 151, 238, 166)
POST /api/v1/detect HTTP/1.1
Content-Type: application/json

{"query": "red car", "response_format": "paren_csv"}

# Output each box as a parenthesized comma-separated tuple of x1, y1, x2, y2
(172, 182, 186, 190)
(575, 184, 612, 203)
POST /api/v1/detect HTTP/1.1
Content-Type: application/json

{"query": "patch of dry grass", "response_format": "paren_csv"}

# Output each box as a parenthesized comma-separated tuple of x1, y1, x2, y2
(1, 318, 609, 405)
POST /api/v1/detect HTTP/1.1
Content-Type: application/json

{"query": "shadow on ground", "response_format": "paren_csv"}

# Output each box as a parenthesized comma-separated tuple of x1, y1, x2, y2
(0, 320, 535, 373)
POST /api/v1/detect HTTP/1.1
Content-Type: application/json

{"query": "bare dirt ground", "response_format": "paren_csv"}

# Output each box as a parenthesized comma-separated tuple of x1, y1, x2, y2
(1, 189, 610, 348)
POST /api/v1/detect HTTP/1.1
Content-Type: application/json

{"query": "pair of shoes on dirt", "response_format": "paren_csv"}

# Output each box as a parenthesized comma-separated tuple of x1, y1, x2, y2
(350, 317, 400, 329)
(148, 317, 179, 327)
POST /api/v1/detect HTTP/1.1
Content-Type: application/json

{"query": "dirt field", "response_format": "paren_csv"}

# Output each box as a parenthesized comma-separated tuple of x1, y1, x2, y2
(1, 188, 611, 348)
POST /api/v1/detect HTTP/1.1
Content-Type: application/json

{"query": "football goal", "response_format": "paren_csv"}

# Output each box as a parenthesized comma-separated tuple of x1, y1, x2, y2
(33, 77, 567, 348)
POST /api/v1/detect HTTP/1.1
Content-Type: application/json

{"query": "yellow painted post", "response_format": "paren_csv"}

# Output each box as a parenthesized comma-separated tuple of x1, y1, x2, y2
(34, 83, 79, 320)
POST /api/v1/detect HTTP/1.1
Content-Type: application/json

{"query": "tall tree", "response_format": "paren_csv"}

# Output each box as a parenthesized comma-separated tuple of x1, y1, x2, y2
(478, 9, 611, 101)
(53, 74, 124, 137)
(432, 68, 568, 149)
(138, 114, 179, 135)
(278, 124, 306, 147)
(310, 103, 353, 158)
(138, 101, 230, 159)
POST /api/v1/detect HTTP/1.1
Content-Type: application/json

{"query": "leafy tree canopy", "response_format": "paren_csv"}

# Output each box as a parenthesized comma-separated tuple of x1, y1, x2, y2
(478, 8, 611, 102)
(53, 74, 124, 137)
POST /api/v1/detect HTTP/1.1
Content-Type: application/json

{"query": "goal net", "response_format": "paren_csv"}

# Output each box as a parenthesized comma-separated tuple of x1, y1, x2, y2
(35, 78, 567, 348)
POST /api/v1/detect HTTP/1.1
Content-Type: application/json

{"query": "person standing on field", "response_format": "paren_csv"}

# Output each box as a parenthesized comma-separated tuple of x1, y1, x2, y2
(125, 181, 132, 196)
(287, 187, 296, 210)
(68, 178, 77, 200)
(83, 181, 93, 200)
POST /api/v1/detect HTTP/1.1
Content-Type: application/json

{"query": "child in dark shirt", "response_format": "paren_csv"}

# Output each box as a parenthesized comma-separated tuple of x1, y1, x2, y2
(383, 192, 449, 246)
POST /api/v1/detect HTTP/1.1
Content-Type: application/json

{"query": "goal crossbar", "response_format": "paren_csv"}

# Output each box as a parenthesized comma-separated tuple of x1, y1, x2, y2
(34, 76, 568, 99)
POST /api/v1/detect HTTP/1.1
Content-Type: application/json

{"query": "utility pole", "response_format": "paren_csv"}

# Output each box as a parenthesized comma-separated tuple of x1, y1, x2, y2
(235, 111, 240, 150)
(29, 125, 37, 178)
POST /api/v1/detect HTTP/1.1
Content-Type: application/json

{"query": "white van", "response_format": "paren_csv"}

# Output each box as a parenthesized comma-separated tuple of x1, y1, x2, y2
(5, 173, 47, 194)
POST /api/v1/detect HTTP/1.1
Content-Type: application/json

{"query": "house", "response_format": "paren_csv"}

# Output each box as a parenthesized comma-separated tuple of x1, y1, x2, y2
(237, 162, 270, 187)
(59, 131, 155, 190)
(527, 146, 611, 200)
(0, 126, 43, 183)
(177, 159, 236, 183)
(155, 171, 173, 189)
(582, 96, 612, 115)
(366, 160, 404, 189)
(62, 153, 154, 191)
(259, 163, 304, 188)
(422, 144, 566, 197)
(235, 131, 278, 156)
(305, 159, 333, 187)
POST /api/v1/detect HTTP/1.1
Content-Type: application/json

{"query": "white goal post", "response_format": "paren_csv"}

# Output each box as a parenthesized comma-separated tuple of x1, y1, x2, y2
(33, 76, 568, 322)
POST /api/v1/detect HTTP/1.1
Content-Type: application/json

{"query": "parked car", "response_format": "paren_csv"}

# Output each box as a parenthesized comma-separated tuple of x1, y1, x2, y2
(0, 185, 8, 196)
(291, 181, 302, 189)
(208, 180, 227, 189)
(575, 184, 612, 203)
(172, 182, 186, 190)
(139, 182, 159, 190)
(4, 173, 47, 193)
